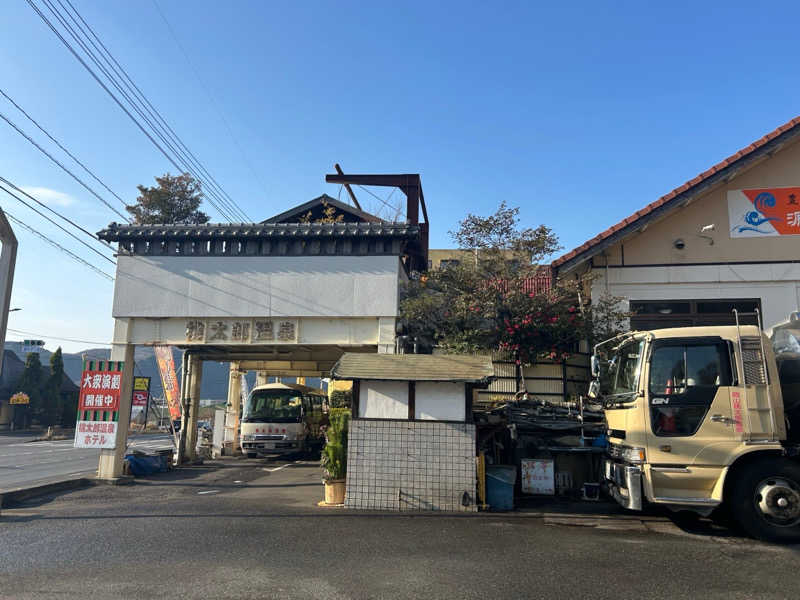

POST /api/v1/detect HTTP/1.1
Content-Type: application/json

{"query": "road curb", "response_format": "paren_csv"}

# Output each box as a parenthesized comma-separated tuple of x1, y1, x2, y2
(0, 476, 94, 508)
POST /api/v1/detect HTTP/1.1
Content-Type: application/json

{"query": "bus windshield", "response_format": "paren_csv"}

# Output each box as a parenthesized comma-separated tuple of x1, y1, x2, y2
(243, 389, 304, 423)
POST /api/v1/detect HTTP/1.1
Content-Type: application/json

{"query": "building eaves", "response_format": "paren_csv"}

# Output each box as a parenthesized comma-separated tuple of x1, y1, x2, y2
(330, 353, 494, 384)
(552, 115, 800, 274)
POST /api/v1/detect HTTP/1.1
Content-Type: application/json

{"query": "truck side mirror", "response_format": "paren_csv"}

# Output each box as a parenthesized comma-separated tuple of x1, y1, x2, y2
(591, 355, 600, 378)
(587, 380, 600, 399)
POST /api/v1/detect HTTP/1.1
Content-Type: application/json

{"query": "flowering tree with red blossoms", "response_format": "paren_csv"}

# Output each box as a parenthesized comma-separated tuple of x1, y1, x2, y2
(400, 203, 593, 365)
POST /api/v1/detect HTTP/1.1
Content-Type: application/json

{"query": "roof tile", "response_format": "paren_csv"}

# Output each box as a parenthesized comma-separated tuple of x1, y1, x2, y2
(553, 115, 800, 268)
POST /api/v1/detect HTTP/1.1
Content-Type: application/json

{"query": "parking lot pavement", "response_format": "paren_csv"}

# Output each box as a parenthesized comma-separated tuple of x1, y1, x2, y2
(0, 433, 174, 493)
(1, 456, 798, 600)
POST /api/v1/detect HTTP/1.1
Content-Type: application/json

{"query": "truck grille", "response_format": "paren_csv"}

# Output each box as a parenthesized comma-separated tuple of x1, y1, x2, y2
(253, 434, 285, 441)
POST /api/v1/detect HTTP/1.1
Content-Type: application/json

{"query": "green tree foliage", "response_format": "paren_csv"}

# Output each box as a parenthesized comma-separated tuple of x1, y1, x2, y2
(328, 389, 352, 409)
(17, 352, 44, 425)
(39, 348, 63, 427)
(126, 172, 210, 224)
(321, 408, 351, 481)
(401, 202, 588, 364)
(589, 292, 631, 344)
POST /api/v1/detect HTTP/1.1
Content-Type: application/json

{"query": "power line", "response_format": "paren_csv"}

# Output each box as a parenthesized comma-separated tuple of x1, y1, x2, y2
(0, 86, 128, 210)
(0, 178, 116, 265)
(56, 0, 249, 222)
(356, 184, 406, 221)
(0, 109, 130, 222)
(151, 0, 266, 214)
(25, 0, 237, 222)
(7, 327, 111, 346)
(32, 0, 250, 222)
(4, 210, 115, 281)
(0, 173, 118, 254)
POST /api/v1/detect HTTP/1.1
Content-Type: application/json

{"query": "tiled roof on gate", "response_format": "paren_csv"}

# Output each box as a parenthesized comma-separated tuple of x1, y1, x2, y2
(552, 115, 800, 271)
(97, 221, 420, 241)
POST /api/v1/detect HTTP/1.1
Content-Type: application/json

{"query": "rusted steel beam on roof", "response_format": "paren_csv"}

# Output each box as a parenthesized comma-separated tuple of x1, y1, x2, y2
(334, 164, 362, 210)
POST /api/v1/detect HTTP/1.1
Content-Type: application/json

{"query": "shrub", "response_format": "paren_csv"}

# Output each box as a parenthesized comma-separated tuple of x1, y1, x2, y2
(321, 408, 351, 481)
(329, 389, 352, 409)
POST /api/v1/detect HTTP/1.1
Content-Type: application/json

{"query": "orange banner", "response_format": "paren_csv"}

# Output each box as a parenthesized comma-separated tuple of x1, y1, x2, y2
(154, 346, 181, 420)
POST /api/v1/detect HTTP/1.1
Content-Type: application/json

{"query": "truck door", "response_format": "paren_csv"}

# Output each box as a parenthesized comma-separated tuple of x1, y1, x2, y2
(644, 337, 738, 499)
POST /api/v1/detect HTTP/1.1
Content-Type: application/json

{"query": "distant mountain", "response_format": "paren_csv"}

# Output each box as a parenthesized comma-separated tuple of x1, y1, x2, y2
(3, 343, 254, 402)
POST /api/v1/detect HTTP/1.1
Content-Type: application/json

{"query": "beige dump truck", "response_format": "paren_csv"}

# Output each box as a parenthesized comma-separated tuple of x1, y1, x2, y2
(590, 311, 800, 542)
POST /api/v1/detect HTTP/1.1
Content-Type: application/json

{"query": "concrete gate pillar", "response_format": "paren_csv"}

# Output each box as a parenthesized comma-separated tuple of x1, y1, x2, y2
(97, 320, 135, 480)
(179, 353, 203, 463)
(224, 362, 242, 455)
(255, 371, 269, 386)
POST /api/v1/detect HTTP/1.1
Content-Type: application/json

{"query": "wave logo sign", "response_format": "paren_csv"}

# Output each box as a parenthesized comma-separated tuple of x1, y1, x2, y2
(754, 192, 776, 211)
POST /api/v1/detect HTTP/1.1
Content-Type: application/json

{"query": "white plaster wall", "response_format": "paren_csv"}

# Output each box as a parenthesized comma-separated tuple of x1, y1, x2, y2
(591, 263, 800, 330)
(415, 382, 466, 421)
(359, 380, 408, 419)
(112, 255, 401, 319)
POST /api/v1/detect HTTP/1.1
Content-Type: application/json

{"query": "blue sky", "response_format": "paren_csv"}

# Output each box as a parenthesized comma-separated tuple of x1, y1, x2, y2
(2, 0, 800, 353)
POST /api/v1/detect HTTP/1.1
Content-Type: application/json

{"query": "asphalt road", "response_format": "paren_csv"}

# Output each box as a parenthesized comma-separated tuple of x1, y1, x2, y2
(1, 456, 798, 600)
(0, 432, 174, 492)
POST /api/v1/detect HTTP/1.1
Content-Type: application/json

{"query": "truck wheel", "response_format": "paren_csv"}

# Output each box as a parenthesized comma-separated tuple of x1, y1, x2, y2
(729, 458, 800, 543)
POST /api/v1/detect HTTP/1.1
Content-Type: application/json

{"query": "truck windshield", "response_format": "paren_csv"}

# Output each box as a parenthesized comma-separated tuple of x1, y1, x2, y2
(610, 340, 645, 398)
(243, 390, 303, 423)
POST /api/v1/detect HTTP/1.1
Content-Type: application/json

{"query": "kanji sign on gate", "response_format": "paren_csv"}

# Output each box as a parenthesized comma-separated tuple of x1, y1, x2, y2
(74, 360, 124, 449)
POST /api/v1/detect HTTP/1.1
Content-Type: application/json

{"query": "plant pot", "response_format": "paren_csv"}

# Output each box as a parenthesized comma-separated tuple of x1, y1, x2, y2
(324, 479, 346, 505)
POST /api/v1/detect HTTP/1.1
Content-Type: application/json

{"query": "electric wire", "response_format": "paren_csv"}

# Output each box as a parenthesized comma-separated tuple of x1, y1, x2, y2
(56, 0, 249, 222)
(0, 110, 129, 222)
(3, 210, 115, 281)
(151, 0, 267, 214)
(0, 87, 128, 211)
(25, 0, 237, 222)
(0, 179, 117, 264)
(65, 0, 250, 222)
(0, 173, 118, 254)
(6, 328, 111, 346)
(0, 88, 127, 212)
(42, 0, 239, 223)
(356, 184, 406, 221)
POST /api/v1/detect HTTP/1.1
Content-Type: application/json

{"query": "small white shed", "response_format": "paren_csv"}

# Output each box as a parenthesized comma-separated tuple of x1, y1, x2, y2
(330, 353, 494, 422)
(329, 353, 494, 512)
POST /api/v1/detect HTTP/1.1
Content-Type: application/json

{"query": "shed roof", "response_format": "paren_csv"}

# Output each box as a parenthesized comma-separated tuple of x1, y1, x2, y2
(330, 353, 494, 383)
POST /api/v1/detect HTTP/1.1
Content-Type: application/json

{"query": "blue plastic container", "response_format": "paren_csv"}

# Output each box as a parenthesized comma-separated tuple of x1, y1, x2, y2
(486, 465, 517, 511)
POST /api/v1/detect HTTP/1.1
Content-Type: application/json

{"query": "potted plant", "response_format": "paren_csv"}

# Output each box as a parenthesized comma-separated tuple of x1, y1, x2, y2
(320, 407, 350, 505)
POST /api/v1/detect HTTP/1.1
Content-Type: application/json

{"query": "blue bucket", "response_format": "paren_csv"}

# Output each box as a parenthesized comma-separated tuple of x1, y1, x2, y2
(486, 465, 517, 511)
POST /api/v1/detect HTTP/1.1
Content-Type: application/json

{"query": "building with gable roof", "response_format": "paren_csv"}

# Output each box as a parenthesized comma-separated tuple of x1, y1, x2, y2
(552, 116, 800, 332)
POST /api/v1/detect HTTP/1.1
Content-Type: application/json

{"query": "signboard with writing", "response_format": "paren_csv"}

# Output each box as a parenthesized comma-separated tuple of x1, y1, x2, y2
(132, 376, 150, 408)
(74, 361, 123, 449)
(154, 346, 181, 421)
(728, 188, 800, 238)
(9, 392, 29, 405)
(521, 458, 555, 495)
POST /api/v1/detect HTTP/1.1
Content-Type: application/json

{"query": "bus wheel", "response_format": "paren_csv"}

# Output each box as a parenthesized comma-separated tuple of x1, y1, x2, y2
(246, 452, 257, 459)
(730, 458, 800, 543)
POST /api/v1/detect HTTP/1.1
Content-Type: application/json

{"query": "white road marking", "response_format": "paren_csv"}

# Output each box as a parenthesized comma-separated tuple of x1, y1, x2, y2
(262, 463, 293, 472)
(197, 490, 220, 495)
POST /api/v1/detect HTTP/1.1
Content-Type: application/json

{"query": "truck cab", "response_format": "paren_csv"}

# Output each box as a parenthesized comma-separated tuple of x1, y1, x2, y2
(592, 320, 800, 542)
(240, 383, 328, 458)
